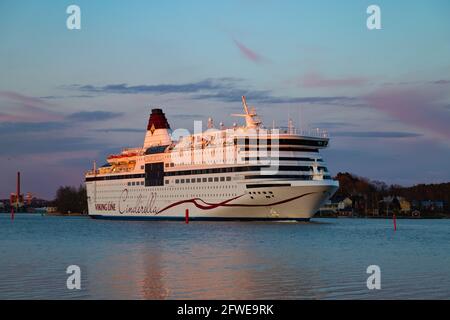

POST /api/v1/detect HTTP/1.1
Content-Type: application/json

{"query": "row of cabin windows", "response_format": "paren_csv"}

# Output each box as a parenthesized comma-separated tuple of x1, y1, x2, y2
(126, 176, 232, 186)
(143, 157, 323, 171)
(174, 176, 231, 184)
(128, 181, 144, 186)
(235, 138, 327, 147)
(243, 156, 323, 162)
(165, 165, 328, 177)
(142, 163, 174, 170)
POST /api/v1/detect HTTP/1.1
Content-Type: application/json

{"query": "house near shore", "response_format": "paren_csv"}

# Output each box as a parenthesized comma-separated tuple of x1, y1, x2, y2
(319, 196, 353, 215)
(380, 196, 411, 214)
(399, 198, 411, 213)
(418, 200, 445, 211)
(319, 200, 337, 213)
(337, 197, 353, 211)
(46, 207, 58, 214)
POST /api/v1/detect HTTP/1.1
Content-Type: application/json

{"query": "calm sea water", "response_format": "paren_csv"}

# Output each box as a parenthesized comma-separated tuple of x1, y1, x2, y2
(0, 213, 449, 299)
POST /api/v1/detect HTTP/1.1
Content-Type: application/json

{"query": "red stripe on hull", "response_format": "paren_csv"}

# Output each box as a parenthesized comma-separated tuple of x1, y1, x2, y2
(156, 192, 318, 214)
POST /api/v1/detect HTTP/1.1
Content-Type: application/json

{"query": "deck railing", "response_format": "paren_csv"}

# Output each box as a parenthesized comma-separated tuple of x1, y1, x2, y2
(267, 127, 329, 138)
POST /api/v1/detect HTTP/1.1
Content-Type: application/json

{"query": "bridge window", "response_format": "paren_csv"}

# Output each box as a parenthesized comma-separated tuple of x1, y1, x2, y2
(145, 162, 164, 186)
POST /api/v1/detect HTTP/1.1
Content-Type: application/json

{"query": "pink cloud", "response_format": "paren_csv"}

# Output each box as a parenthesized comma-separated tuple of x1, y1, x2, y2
(0, 91, 48, 107)
(0, 112, 43, 122)
(363, 86, 450, 139)
(301, 72, 368, 88)
(0, 91, 61, 122)
(233, 39, 264, 63)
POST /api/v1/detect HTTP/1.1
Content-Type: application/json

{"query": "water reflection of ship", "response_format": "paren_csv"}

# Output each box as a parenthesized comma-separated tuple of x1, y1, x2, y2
(95, 226, 328, 299)
(140, 239, 170, 299)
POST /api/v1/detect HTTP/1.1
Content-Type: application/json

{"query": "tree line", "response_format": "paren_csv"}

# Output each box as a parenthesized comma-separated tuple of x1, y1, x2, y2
(54, 185, 88, 214)
(333, 172, 450, 215)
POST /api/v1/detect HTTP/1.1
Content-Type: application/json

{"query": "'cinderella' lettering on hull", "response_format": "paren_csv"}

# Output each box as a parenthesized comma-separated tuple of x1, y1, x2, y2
(119, 189, 159, 214)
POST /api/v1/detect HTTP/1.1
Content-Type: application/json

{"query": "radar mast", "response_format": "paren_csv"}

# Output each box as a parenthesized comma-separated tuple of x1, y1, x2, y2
(231, 96, 262, 129)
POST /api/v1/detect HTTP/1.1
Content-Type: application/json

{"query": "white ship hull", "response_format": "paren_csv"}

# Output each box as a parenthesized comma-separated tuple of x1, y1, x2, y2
(87, 179, 338, 221)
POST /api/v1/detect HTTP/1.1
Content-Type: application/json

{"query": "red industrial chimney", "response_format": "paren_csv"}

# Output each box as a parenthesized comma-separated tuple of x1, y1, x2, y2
(16, 171, 20, 209)
(11, 171, 20, 220)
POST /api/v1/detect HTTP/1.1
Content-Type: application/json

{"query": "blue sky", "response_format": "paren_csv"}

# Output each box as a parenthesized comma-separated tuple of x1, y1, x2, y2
(1, 0, 450, 198)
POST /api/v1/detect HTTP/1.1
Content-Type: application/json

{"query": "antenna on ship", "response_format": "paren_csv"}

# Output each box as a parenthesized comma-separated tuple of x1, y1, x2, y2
(298, 105, 306, 135)
(288, 105, 291, 131)
(231, 96, 262, 129)
(207, 117, 214, 129)
(288, 118, 294, 134)
(242, 95, 250, 115)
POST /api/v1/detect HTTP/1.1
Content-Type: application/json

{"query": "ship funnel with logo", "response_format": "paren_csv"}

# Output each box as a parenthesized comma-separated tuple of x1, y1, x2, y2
(143, 108, 172, 149)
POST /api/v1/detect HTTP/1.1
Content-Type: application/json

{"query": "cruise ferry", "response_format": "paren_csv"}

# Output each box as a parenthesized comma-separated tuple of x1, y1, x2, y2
(85, 97, 339, 221)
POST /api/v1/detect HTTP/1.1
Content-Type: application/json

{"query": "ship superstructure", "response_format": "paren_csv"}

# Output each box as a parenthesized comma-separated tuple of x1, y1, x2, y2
(85, 97, 339, 220)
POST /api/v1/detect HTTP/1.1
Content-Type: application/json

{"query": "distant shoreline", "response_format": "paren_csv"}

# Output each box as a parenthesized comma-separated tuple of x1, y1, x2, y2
(316, 215, 450, 219)
(1, 212, 449, 219)
(0, 212, 87, 217)
(45, 212, 87, 216)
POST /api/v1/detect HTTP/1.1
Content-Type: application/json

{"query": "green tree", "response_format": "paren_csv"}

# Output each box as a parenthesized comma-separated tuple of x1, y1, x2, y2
(55, 185, 87, 214)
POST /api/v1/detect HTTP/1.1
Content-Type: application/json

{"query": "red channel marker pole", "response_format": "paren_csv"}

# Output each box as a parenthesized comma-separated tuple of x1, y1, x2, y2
(14, 171, 20, 220)
(185, 209, 189, 224)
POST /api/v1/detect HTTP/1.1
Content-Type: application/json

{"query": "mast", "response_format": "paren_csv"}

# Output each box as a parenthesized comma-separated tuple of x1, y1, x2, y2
(231, 96, 262, 129)
(242, 95, 250, 115)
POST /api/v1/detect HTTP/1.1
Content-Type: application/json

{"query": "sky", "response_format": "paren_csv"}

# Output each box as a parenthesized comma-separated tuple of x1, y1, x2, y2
(0, 0, 450, 199)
